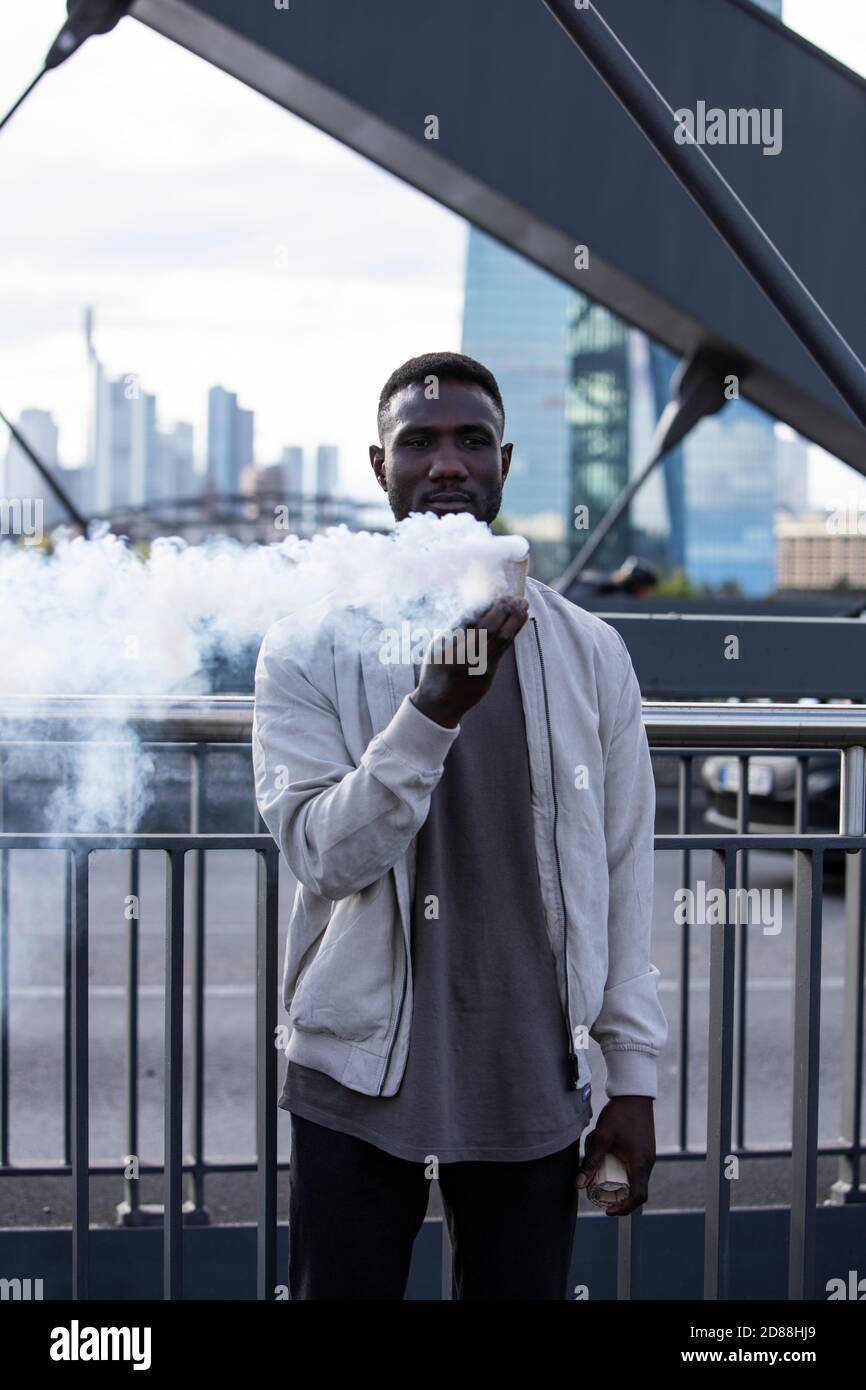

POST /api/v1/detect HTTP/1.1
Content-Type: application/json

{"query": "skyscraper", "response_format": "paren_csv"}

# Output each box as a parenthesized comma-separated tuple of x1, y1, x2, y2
(207, 386, 255, 496)
(462, 224, 782, 595)
(2, 408, 63, 531)
(316, 444, 339, 499)
(566, 295, 632, 570)
(158, 421, 197, 500)
(129, 389, 159, 509)
(281, 445, 304, 497)
(461, 227, 571, 573)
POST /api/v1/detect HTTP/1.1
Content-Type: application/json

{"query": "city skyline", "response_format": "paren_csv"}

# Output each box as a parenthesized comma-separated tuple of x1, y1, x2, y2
(1, 357, 345, 521)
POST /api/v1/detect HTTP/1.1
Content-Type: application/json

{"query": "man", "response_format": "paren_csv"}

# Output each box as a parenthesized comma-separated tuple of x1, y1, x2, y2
(253, 351, 668, 1300)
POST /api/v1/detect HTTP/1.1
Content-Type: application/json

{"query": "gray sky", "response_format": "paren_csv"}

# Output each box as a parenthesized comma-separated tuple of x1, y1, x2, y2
(0, 0, 864, 507)
(0, 0, 466, 502)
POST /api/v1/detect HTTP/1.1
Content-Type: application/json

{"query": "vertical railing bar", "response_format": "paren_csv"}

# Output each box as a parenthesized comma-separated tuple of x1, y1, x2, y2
(677, 755, 692, 1152)
(70, 846, 90, 1300)
(0, 750, 9, 1168)
(187, 745, 207, 1219)
(733, 755, 750, 1151)
(164, 847, 185, 1300)
(256, 846, 279, 1300)
(789, 846, 823, 1300)
(617, 1199, 642, 1299)
(704, 844, 735, 1301)
(123, 744, 140, 1221)
(837, 744, 865, 1201)
(63, 832, 73, 1167)
(124, 845, 140, 1219)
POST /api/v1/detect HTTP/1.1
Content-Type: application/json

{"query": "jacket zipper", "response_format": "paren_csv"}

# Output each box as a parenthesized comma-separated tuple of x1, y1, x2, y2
(376, 921, 408, 1096)
(530, 616, 582, 1091)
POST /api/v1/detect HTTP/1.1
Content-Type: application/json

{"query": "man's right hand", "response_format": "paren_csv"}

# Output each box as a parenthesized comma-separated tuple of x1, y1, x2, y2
(410, 595, 529, 729)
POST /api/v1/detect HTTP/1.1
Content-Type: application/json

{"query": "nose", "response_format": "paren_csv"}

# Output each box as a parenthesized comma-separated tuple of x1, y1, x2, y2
(427, 447, 470, 486)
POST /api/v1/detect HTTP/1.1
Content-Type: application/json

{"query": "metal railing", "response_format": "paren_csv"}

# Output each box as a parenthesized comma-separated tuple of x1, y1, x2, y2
(0, 696, 864, 1300)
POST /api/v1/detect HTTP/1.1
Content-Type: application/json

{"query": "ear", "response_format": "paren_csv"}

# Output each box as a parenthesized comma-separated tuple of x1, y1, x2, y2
(501, 442, 514, 483)
(369, 444, 387, 488)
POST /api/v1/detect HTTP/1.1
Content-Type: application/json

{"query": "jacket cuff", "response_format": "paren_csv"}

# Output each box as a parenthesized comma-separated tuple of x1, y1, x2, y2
(378, 692, 461, 772)
(602, 1047, 658, 1098)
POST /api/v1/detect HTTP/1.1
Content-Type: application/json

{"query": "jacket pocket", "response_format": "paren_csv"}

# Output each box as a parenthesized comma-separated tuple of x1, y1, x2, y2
(288, 875, 400, 1046)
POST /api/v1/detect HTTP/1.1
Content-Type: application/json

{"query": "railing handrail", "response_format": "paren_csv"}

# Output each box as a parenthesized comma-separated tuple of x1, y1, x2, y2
(1, 696, 866, 748)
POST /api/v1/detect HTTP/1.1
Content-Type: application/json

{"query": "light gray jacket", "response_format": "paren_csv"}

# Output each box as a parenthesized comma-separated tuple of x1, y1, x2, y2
(252, 575, 668, 1102)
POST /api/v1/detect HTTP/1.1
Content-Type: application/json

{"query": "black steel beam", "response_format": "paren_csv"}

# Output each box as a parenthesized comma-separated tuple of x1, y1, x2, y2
(132, 0, 866, 467)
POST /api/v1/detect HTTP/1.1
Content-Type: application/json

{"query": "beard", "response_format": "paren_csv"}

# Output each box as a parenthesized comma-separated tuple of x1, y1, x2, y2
(385, 476, 503, 526)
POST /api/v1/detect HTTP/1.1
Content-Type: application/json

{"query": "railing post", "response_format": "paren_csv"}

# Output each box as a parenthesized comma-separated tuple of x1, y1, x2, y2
(617, 1203, 642, 1300)
(256, 846, 279, 1300)
(0, 751, 9, 1169)
(70, 846, 90, 1300)
(119, 743, 141, 1227)
(704, 845, 736, 1300)
(187, 744, 209, 1223)
(789, 847, 823, 1298)
(122, 842, 140, 1223)
(164, 847, 185, 1300)
(830, 745, 866, 1204)
(732, 756, 751, 1151)
(676, 755, 692, 1153)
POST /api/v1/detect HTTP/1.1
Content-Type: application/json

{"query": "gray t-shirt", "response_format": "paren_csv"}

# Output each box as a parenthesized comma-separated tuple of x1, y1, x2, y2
(279, 643, 591, 1161)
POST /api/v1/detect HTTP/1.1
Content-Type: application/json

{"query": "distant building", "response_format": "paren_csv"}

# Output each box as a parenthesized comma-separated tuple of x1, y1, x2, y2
(281, 445, 304, 497)
(207, 386, 255, 496)
(774, 425, 810, 515)
(315, 444, 339, 498)
(2, 408, 66, 531)
(62, 465, 94, 516)
(2, 408, 58, 495)
(461, 227, 780, 594)
(241, 462, 285, 497)
(461, 226, 571, 576)
(91, 370, 158, 512)
(158, 421, 197, 500)
(777, 510, 866, 589)
(130, 390, 159, 508)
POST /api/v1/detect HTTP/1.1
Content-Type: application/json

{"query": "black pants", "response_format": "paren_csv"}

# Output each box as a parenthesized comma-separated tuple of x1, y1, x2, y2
(288, 1113, 582, 1300)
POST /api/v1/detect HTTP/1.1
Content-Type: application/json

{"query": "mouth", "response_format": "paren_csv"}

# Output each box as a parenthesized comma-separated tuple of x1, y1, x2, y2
(424, 494, 473, 512)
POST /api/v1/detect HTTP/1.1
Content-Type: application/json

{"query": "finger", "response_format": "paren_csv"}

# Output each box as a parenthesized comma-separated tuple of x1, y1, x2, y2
(485, 598, 529, 644)
(604, 1189, 647, 1217)
(575, 1136, 609, 1188)
(604, 1164, 650, 1214)
(488, 606, 529, 651)
(467, 596, 525, 636)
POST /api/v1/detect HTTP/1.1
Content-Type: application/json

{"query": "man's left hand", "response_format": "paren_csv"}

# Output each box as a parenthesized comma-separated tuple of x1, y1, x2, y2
(575, 1095, 656, 1216)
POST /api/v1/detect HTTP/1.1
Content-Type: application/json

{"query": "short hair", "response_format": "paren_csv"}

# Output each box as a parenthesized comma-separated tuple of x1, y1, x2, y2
(377, 352, 505, 442)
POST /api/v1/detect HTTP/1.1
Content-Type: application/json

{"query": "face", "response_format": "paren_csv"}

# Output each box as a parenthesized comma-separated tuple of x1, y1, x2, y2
(369, 379, 512, 524)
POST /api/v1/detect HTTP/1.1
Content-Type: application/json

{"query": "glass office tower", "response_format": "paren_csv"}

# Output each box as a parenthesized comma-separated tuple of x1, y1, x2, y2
(462, 224, 780, 595)
(460, 228, 572, 577)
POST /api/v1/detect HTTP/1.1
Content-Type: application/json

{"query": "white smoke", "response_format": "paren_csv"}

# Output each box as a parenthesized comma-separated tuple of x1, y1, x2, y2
(0, 513, 529, 831)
